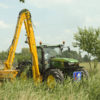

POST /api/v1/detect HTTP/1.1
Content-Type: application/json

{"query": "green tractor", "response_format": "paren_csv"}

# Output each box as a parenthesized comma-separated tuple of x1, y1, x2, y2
(17, 43, 88, 87)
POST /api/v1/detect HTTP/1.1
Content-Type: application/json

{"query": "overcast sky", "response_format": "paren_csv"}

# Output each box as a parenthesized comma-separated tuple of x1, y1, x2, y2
(0, 0, 100, 52)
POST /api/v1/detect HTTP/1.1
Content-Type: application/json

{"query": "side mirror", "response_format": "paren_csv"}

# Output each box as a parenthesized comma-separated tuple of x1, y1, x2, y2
(20, 0, 25, 3)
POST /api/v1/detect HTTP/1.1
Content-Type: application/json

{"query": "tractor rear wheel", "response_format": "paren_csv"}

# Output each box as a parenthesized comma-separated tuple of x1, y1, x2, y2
(81, 69, 89, 79)
(77, 68, 89, 79)
(44, 69, 64, 88)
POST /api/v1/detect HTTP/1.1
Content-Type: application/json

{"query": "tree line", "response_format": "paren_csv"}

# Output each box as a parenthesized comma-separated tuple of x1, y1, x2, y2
(0, 47, 90, 65)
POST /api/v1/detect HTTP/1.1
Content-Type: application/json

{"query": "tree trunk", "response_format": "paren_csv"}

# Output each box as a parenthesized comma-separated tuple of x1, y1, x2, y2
(88, 61, 92, 71)
(88, 53, 92, 71)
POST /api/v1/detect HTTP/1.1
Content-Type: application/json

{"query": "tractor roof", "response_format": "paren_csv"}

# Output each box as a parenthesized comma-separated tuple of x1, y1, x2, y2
(37, 44, 64, 49)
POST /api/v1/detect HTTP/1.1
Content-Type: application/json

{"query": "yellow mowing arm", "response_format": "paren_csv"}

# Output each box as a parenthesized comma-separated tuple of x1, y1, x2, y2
(4, 9, 41, 82)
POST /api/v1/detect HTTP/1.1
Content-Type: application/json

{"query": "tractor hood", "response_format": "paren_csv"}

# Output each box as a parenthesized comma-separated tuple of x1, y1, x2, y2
(51, 57, 79, 63)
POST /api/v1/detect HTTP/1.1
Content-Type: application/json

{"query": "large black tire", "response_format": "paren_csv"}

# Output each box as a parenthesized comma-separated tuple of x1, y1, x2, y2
(16, 61, 32, 78)
(43, 69, 64, 88)
(81, 69, 89, 79)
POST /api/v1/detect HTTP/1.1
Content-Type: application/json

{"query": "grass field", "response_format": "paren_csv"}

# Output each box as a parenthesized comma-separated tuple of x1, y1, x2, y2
(0, 62, 100, 100)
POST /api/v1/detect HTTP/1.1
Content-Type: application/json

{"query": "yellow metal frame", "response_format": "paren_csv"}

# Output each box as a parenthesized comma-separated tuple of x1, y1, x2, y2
(0, 9, 41, 82)
(0, 70, 18, 80)
(47, 75, 56, 88)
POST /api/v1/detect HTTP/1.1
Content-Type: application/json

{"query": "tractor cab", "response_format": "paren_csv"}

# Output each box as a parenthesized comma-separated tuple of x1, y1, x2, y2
(37, 44, 64, 71)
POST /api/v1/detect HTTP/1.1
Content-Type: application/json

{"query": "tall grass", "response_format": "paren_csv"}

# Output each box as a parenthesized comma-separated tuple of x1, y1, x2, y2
(0, 63, 100, 100)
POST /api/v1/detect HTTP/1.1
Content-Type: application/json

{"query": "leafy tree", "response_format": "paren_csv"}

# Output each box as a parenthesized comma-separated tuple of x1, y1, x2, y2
(0, 51, 8, 61)
(62, 50, 83, 62)
(21, 48, 30, 55)
(19, 0, 25, 3)
(18, 48, 31, 62)
(73, 27, 100, 70)
(83, 55, 90, 62)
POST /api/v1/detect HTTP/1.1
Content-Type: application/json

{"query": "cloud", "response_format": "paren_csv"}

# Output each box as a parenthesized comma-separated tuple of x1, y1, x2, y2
(64, 29, 72, 33)
(0, 20, 10, 29)
(0, 3, 8, 8)
(36, 36, 42, 43)
(21, 21, 39, 31)
(28, 0, 73, 8)
(84, 16, 100, 27)
(35, 28, 74, 46)
(33, 21, 39, 27)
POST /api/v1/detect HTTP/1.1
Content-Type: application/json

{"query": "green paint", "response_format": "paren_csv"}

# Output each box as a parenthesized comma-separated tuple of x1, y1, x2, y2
(51, 57, 78, 63)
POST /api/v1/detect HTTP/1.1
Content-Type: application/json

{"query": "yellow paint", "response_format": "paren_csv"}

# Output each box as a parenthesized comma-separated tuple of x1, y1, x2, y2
(0, 9, 42, 83)
(20, 72, 27, 80)
(47, 75, 56, 88)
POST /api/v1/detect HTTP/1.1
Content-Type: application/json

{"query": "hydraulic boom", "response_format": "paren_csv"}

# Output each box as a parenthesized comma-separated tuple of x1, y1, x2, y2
(0, 9, 41, 82)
